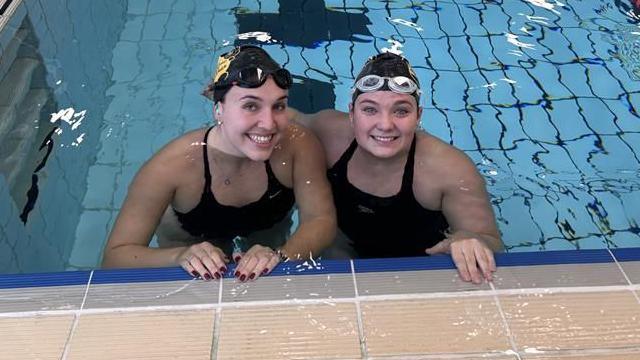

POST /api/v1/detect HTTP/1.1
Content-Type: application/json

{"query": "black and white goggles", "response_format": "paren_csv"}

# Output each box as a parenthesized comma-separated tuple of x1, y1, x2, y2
(354, 75, 420, 96)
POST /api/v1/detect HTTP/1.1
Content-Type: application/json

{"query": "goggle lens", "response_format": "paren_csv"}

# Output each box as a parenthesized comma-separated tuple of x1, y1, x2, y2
(390, 76, 414, 92)
(235, 67, 292, 90)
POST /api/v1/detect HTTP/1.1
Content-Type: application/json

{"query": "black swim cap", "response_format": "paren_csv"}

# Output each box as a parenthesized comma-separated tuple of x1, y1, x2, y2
(203, 45, 290, 103)
(352, 52, 421, 104)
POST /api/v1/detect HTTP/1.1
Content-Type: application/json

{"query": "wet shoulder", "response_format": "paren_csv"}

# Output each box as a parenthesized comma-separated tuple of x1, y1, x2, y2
(415, 131, 474, 171)
(147, 128, 208, 172)
(305, 110, 353, 166)
(269, 123, 325, 188)
(310, 109, 352, 146)
(413, 131, 481, 197)
(276, 123, 318, 152)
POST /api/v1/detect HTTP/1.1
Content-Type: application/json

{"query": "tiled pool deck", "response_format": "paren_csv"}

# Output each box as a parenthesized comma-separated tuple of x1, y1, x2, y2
(1, 249, 640, 359)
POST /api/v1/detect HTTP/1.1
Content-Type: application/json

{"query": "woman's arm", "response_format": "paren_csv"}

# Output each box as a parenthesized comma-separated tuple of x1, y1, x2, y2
(437, 148, 502, 252)
(281, 124, 337, 259)
(417, 136, 503, 283)
(102, 137, 230, 280)
(101, 155, 186, 268)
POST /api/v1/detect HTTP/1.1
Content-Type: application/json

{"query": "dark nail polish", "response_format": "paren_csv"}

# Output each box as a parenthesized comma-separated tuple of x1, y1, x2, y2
(261, 268, 268, 275)
(234, 271, 240, 277)
(249, 273, 255, 280)
(220, 266, 227, 272)
(234, 256, 241, 262)
(214, 272, 221, 279)
(204, 273, 211, 280)
(191, 271, 200, 278)
(240, 274, 246, 281)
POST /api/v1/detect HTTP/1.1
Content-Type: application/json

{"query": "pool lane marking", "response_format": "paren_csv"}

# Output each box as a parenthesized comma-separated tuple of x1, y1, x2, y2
(350, 259, 369, 359)
(488, 281, 522, 360)
(60, 269, 93, 360)
(211, 276, 224, 360)
(608, 248, 640, 304)
(2, 283, 640, 319)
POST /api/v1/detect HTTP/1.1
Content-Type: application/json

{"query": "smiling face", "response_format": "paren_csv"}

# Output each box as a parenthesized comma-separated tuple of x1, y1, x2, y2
(215, 77, 289, 161)
(350, 90, 421, 159)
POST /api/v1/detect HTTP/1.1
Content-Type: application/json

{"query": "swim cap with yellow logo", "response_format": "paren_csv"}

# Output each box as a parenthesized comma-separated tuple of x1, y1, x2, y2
(203, 45, 289, 103)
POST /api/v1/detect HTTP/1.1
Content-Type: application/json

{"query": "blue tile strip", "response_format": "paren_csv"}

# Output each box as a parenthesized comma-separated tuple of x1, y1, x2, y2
(219, 258, 351, 278)
(0, 271, 91, 289)
(269, 259, 352, 276)
(495, 249, 615, 267)
(611, 248, 640, 262)
(2, 249, 640, 289)
(354, 255, 456, 273)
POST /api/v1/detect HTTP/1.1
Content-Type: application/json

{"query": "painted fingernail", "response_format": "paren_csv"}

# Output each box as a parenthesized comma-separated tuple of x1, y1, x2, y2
(261, 268, 268, 275)
(249, 273, 255, 280)
(240, 274, 246, 282)
(220, 266, 227, 272)
(234, 256, 241, 262)
(214, 272, 221, 279)
(234, 271, 240, 277)
(203, 273, 211, 280)
(191, 271, 200, 278)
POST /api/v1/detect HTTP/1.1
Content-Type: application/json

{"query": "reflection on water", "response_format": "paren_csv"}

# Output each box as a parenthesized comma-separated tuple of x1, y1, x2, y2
(605, 24, 640, 81)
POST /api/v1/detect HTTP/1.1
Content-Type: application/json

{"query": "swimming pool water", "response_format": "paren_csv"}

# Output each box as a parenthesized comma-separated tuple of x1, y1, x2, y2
(0, 0, 638, 274)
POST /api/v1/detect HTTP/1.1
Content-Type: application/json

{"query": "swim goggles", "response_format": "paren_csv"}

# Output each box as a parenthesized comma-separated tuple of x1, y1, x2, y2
(225, 67, 293, 90)
(354, 75, 420, 96)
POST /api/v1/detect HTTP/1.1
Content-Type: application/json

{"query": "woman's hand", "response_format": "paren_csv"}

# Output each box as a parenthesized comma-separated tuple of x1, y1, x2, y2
(177, 241, 229, 280)
(425, 231, 497, 284)
(233, 244, 282, 282)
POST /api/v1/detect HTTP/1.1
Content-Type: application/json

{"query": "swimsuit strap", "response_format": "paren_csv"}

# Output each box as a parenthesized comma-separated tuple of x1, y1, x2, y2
(265, 159, 277, 182)
(202, 126, 215, 193)
(333, 139, 358, 174)
(400, 135, 417, 193)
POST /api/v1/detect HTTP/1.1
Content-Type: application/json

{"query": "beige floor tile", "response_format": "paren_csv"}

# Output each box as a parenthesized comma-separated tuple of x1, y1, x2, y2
(362, 297, 512, 356)
(356, 269, 490, 296)
(84, 280, 218, 309)
(493, 263, 628, 289)
(217, 303, 361, 360)
(222, 274, 354, 303)
(618, 261, 640, 284)
(500, 291, 640, 351)
(66, 310, 214, 359)
(0, 285, 86, 313)
(0, 315, 73, 359)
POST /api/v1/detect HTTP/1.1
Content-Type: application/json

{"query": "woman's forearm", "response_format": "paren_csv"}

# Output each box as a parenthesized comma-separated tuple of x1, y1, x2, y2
(102, 244, 186, 268)
(281, 216, 336, 260)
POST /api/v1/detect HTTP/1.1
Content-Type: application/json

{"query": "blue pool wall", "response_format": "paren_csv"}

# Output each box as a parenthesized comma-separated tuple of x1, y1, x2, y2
(0, 0, 126, 274)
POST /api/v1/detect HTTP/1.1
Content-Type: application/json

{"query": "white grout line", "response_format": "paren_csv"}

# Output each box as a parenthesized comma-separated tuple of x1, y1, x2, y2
(364, 351, 523, 359)
(607, 248, 640, 304)
(350, 260, 368, 359)
(4, 283, 640, 319)
(488, 281, 522, 360)
(210, 276, 224, 360)
(362, 345, 640, 359)
(0, 303, 218, 318)
(515, 346, 640, 357)
(60, 270, 94, 360)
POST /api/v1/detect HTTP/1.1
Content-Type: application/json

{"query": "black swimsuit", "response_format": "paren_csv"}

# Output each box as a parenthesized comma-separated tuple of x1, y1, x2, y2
(327, 136, 449, 258)
(174, 127, 295, 241)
